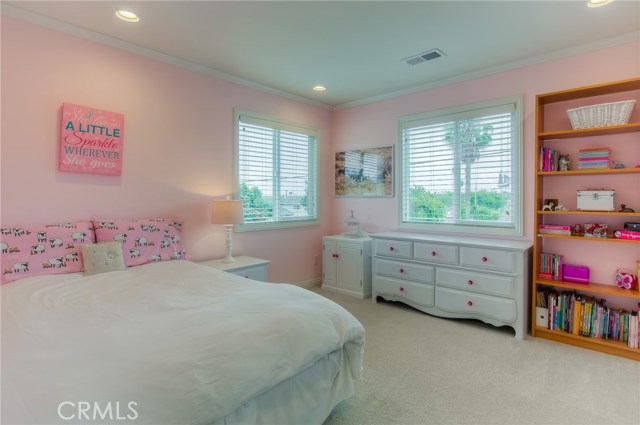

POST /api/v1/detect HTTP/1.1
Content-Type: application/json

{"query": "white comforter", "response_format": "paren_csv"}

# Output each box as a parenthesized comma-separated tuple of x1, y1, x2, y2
(1, 261, 364, 424)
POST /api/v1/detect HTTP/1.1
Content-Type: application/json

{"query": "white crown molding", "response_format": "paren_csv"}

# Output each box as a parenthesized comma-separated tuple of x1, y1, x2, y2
(0, 3, 333, 111)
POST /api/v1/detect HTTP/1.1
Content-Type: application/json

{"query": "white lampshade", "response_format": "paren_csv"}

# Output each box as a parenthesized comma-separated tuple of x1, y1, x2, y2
(211, 199, 244, 225)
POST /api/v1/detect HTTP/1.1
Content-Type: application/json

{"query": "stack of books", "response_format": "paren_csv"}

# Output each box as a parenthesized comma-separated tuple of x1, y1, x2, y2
(536, 289, 640, 349)
(538, 252, 563, 281)
(578, 147, 610, 169)
(538, 224, 571, 235)
(538, 146, 559, 171)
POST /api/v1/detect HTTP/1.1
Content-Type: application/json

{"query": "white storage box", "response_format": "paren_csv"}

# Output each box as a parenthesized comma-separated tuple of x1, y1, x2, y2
(577, 190, 615, 212)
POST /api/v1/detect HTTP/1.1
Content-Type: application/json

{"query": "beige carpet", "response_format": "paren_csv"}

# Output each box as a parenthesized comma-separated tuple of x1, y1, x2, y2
(314, 288, 640, 425)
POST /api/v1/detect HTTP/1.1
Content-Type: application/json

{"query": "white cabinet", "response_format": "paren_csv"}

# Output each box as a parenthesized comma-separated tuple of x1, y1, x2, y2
(372, 232, 531, 339)
(322, 235, 372, 298)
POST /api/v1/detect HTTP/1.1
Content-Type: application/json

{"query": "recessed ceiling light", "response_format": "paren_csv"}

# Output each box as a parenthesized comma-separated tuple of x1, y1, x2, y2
(115, 10, 140, 23)
(313, 85, 327, 92)
(587, 0, 613, 8)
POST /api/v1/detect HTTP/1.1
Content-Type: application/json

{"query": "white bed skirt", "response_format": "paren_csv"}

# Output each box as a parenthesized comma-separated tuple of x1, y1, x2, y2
(215, 348, 354, 425)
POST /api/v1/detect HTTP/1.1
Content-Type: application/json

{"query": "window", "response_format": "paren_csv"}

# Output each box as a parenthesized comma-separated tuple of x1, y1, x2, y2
(235, 109, 318, 231)
(398, 96, 523, 236)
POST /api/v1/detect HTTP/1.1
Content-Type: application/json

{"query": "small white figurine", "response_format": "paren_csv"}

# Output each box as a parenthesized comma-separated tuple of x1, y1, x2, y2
(554, 204, 567, 212)
(558, 155, 570, 171)
(542, 203, 554, 211)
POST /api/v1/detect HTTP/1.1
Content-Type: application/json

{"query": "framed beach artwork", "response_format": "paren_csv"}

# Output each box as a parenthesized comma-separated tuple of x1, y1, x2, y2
(335, 145, 393, 197)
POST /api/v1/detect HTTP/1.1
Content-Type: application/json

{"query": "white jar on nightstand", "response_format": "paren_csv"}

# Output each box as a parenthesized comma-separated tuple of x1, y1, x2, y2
(199, 256, 270, 282)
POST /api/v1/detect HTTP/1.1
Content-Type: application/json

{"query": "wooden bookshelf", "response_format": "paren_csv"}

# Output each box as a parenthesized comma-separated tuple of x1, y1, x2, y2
(531, 78, 640, 360)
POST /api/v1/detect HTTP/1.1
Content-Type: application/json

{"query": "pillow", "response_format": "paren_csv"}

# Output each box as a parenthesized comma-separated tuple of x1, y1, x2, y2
(92, 218, 188, 267)
(0, 221, 95, 284)
(81, 241, 126, 275)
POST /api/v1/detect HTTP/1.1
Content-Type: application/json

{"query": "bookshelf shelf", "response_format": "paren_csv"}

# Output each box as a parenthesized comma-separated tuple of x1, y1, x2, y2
(533, 327, 640, 361)
(532, 78, 640, 359)
(536, 234, 640, 244)
(537, 210, 640, 217)
(537, 168, 640, 176)
(536, 278, 640, 299)
(538, 123, 640, 140)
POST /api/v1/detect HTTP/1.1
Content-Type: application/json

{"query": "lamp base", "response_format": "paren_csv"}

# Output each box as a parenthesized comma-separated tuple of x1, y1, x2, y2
(222, 224, 235, 263)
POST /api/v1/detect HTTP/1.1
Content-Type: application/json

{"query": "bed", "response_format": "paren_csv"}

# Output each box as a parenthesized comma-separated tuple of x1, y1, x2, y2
(1, 259, 365, 424)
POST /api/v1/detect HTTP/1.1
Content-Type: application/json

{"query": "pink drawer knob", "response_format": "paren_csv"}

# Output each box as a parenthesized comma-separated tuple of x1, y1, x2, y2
(389, 246, 395, 252)
(335, 253, 340, 259)
(399, 268, 405, 274)
(399, 287, 405, 292)
(467, 301, 473, 307)
(431, 251, 436, 256)
(481, 256, 488, 262)
(467, 280, 473, 285)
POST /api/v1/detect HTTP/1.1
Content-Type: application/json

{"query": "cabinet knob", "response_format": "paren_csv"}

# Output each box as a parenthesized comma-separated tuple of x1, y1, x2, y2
(481, 256, 488, 262)
(467, 300, 473, 307)
(399, 287, 405, 292)
(431, 251, 436, 256)
(467, 280, 473, 285)
(335, 253, 340, 259)
(389, 246, 395, 252)
(399, 268, 405, 274)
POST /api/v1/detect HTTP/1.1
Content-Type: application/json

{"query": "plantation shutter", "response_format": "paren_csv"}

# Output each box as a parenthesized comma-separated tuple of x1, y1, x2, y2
(238, 114, 317, 225)
(400, 101, 517, 229)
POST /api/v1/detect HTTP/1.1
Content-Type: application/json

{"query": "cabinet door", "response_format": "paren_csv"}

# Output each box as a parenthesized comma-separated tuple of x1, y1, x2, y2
(336, 241, 363, 292)
(322, 239, 337, 287)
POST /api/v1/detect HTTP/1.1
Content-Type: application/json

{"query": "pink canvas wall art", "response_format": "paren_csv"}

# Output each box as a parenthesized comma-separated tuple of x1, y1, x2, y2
(59, 103, 124, 175)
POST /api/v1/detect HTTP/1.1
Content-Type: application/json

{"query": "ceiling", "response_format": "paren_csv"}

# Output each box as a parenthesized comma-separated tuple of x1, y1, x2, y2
(3, 1, 639, 108)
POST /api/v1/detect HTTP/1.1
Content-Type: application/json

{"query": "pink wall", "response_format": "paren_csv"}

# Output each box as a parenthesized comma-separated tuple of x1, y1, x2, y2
(0, 15, 333, 284)
(330, 41, 639, 292)
(331, 41, 640, 241)
(2, 13, 639, 285)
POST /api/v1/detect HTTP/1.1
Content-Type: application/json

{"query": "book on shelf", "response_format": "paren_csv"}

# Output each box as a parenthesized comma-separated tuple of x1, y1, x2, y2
(578, 147, 610, 169)
(538, 224, 571, 235)
(539, 146, 559, 172)
(614, 230, 640, 240)
(538, 253, 563, 281)
(536, 289, 640, 349)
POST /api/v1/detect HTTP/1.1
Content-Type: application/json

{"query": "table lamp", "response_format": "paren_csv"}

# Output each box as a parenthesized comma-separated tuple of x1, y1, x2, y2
(211, 199, 244, 262)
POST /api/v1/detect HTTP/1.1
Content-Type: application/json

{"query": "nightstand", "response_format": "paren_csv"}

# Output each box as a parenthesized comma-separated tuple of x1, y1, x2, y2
(199, 256, 270, 282)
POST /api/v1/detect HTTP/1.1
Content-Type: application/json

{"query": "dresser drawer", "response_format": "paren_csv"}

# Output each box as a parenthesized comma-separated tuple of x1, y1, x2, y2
(374, 258, 434, 284)
(436, 268, 514, 298)
(374, 239, 412, 259)
(374, 276, 435, 307)
(436, 287, 517, 323)
(459, 246, 515, 273)
(414, 242, 459, 265)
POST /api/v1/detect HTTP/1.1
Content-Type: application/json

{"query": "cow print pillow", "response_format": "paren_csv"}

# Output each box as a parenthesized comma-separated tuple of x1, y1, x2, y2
(1, 221, 95, 284)
(92, 218, 187, 267)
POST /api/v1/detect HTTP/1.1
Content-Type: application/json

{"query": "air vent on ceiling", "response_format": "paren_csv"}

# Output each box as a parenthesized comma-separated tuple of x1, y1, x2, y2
(404, 49, 446, 66)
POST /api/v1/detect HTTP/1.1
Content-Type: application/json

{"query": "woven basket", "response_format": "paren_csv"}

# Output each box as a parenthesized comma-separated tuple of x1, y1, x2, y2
(567, 99, 636, 129)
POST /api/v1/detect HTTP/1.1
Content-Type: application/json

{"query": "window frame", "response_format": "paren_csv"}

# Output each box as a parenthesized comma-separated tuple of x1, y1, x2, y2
(234, 109, 319, 232)
(397, 95, 524, 237)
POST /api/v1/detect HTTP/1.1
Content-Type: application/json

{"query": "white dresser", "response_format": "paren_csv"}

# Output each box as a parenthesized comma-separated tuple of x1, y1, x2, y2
(371, 232, 531, 339)
(322, 234, 372, 298)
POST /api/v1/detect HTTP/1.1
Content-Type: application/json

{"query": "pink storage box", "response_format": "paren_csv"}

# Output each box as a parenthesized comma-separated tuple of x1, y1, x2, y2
(563, 264, 590, 284)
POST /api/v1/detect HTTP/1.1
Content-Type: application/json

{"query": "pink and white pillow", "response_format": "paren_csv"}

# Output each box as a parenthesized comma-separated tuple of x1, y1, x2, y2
(1, 221, 95, 284)
(92, 218, 187, 267)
